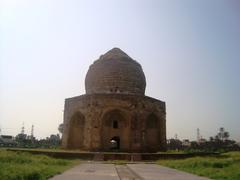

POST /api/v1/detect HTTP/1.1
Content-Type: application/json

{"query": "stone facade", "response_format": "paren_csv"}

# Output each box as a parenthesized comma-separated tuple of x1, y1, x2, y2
(62, 48, 166, 152)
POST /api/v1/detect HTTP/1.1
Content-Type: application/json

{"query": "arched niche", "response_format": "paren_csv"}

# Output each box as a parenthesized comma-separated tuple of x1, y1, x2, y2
(145, 113, 160, 149)
(146, 113, 158, 129)
(110, 136, 120, 150)
(67, 111, 85, 149)
(103, 109, 127, 129)
(101, 109, 129, 151)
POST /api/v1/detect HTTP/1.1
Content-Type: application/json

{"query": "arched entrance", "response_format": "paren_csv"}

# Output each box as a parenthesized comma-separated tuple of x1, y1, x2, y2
(101, 109, 129, 151)
(67, 112, 85, 149)
(110, 136, 120, 149)
(145, 113, 160, 151)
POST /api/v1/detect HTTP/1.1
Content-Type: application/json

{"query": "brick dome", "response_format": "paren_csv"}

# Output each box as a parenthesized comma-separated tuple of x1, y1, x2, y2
(85, 48, 146, 95)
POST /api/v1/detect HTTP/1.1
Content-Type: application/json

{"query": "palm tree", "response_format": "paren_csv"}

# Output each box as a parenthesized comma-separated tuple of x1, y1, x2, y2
(223, 132, 229, 141)
(219, 127, 225, 141)
(209, 136, 214, 142)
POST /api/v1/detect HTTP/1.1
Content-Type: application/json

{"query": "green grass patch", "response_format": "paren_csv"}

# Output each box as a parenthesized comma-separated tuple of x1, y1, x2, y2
(158, 150, 185, 154)
(0, 149, 80, 180)
(6, 147, 89, 153)
(157, 151, 240, 180)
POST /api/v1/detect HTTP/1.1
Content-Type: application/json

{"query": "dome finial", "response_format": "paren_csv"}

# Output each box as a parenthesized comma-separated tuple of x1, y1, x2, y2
(100, 47, 131, 60)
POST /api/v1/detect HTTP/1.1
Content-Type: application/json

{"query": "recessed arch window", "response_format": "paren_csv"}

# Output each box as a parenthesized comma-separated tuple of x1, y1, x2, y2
(146, 113, 158, 129)
(113, 120, 118, 129)
(70, 111, 85, 126)
(104, 110, 126, 128)
(67, 111, 85, 149)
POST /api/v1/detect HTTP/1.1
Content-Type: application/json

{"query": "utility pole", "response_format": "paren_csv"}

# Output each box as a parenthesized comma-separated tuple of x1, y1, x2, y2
(21, 122, 25, 134)
(31, 125, 34, 139)
(197, 128, 200, 142)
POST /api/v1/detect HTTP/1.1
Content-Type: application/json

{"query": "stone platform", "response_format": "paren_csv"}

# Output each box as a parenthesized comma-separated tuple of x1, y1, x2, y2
(7, 148, 219, 161)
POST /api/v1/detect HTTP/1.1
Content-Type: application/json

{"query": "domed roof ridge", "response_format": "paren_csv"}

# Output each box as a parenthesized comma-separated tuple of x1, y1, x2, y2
(85, 48, 146, 95)
(99, 47, 131, 61)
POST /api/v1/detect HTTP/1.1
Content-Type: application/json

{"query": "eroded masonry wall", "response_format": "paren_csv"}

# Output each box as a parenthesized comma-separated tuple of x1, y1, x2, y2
(62, 94, 166, 152)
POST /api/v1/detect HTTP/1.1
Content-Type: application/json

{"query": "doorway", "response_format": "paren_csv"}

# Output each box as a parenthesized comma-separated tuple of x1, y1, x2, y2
(102, 109, 129, 151)
(110, 136, 120, 149)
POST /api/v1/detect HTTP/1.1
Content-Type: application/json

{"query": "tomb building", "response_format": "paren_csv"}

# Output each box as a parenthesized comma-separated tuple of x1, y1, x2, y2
(61, 48, 166, 152)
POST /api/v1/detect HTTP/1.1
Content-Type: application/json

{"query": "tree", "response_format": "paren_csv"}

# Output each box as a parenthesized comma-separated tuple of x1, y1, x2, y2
(216, 127, 230, 142)
(218, 127, 225, 141)
(223, 132, 229, 141)
(167, 138, 182, 150)
(209, 136, 214, 142)
(58, 123, 64, 135)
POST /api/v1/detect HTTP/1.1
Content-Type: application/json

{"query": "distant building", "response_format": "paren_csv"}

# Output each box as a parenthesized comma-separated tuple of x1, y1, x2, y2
(0, 135, 16, 146)
(15, 133, 27, 141)
(198, 138, 207, 144)
(182, 139, 191, 147)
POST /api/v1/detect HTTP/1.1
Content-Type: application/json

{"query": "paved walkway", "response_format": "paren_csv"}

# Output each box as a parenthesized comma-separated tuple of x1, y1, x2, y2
(127, 164, 209, 180)
(50, 163, 210, 180)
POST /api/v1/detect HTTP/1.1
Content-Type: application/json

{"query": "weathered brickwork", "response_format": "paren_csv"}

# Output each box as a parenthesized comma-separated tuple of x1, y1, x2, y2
(62, 48, 166, 152)
(85, 48, 146, 95)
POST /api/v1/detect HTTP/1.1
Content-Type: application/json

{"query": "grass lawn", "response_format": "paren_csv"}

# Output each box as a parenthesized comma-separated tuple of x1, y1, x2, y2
(6, 147, 89, 153)
(157, 151, 240, 180)
(0, 149, 80, 180)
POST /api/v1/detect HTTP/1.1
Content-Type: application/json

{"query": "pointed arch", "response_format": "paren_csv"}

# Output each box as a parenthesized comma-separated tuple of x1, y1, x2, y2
(104, 109, 127, 128)
(67, 111, 85, 149)
(101, 109, 129, 151)
(145, 113, 160, 150)
(146, 113, 158, 129)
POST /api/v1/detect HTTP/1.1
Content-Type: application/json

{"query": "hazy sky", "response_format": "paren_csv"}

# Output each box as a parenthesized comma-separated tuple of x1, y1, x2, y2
(0, 0, 239, 141)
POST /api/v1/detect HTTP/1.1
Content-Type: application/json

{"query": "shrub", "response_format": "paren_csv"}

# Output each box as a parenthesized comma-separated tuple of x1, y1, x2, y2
(0, 149, 79, 180)
(157, 151, 240, 180)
